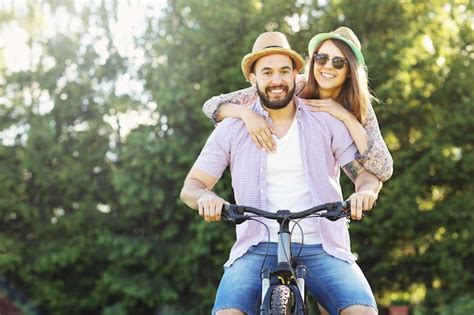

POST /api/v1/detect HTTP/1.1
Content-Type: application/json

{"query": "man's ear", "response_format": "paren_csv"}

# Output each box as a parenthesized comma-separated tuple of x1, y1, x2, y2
(249, 73, 256, 87)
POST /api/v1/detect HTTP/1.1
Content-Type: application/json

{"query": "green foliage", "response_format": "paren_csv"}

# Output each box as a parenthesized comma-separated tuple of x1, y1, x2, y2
(0, 0, 472, 314)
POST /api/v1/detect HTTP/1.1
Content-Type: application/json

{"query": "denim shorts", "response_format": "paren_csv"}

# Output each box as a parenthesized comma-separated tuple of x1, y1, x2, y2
(212, 242, 377, 315)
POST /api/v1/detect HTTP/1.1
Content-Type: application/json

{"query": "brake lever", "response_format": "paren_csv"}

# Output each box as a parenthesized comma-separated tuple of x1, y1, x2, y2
(221, 205, 247, 224)
(324, 202, 350, 221)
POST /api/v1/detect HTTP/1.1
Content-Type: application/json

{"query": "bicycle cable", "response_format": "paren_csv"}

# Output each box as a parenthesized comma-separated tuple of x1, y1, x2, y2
(297, 212, 348, 298)
(246, 215, 299, 281)
(280, 216, 299, 284)
(290, 217, 305, 260)
(233, 212, 325, 286)
(246, 216, 272, 275)
(290, 214, 329, 264)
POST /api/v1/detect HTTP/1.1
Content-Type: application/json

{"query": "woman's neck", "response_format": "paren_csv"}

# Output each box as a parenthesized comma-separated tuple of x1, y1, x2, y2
(319, 86, 342, 100)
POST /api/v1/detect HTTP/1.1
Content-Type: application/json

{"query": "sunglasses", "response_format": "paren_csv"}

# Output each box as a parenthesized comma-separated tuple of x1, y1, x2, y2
(314, 53, 348, 70)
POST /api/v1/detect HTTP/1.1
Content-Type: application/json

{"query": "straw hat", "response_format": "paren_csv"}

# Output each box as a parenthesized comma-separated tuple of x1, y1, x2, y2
(241, 32, 304, 81)
(308, 26, 365, 65)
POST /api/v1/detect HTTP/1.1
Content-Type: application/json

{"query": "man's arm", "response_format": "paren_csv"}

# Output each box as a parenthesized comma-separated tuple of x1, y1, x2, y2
(342, 160, 382, 220)
(180, 167, 228, 222)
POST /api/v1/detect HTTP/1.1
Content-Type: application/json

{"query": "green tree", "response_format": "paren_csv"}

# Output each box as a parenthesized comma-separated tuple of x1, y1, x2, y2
(0, 1, 129, 314)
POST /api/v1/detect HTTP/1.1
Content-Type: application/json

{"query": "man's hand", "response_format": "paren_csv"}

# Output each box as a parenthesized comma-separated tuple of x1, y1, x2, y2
(342, 160, 382, 220)
(347, 190, 378, 220)
(180, 168, 229, 222)
(197, 191, 229, 222)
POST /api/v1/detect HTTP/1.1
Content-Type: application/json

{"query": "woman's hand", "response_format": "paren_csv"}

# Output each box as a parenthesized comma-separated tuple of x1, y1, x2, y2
(241, 108, 276, 153)
(304, 98, 370, 155)
(302, 98, 353, 123)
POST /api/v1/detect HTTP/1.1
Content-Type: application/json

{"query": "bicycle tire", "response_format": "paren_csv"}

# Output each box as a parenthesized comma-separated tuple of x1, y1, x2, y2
(269, 285, 292, 315)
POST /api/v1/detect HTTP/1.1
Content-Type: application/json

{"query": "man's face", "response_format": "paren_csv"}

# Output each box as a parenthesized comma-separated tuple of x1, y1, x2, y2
(250, 54, 297, 110)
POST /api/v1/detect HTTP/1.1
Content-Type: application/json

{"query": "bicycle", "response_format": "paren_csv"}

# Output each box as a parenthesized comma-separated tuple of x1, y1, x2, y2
(221, 200, 351, 315)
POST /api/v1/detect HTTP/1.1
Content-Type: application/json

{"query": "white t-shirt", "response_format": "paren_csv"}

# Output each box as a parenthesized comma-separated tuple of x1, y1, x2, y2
(266, 117, 322, 244)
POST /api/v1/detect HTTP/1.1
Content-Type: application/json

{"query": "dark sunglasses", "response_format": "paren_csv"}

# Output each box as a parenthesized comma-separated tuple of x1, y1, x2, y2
(314, 53, 348, 70)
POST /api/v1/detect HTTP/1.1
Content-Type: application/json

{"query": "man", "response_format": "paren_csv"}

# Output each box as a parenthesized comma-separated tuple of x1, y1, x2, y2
(181, 32, 380, 315)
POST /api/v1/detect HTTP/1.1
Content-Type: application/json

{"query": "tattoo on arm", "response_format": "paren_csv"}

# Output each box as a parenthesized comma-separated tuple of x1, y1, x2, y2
(342, 160, 365, 183)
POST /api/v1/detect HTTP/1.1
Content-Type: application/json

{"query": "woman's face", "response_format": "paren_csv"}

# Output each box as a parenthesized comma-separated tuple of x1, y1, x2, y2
(313, 40, 349, 96)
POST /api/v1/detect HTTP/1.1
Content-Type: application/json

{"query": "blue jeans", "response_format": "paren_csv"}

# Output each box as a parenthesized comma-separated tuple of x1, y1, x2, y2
(212, 243, 377, 315)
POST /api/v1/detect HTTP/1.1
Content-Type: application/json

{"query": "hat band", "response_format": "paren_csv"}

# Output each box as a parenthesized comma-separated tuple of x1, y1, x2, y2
(263, 45, 283, 49)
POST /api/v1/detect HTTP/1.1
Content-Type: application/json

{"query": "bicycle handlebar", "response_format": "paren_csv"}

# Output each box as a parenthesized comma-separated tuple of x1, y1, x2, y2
(222, 201, 351, 224)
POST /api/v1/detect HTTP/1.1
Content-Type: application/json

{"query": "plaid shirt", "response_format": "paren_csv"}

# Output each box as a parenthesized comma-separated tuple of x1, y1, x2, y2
(194, 97, 358, 266)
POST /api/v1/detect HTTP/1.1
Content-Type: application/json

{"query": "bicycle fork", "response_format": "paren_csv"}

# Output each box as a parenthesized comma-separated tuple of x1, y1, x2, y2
(260, 266, 307, 314)
(261, 269, 271, 305)
(260, 227, 307, 313)
(261, 266, 307, 301)
(295, 265, 306, 301)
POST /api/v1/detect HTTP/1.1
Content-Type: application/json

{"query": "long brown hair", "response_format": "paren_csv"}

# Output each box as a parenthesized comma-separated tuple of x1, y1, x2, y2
(297, 39, 376, 123)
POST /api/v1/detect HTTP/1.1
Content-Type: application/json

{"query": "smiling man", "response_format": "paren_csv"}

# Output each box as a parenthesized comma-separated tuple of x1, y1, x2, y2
(180, 32, 381, 315)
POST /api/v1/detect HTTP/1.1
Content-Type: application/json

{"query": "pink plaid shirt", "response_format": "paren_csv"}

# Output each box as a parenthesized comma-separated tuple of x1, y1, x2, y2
(194, 97, 358, 266)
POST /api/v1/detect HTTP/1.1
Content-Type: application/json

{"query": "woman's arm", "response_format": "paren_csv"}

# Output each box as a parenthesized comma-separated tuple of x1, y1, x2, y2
(202, 86, 258, 122)
(303, 99, 393, 182)
(201, 75, 307, 152)
(202, 86, 276, 151)
(303, 98, 369, 152)
(340, 114, 369, 154)
(356, 103, 393, 182)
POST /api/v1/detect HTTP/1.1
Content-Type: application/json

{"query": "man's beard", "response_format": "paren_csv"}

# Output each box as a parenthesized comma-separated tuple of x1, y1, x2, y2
(256, 82, 295, 110)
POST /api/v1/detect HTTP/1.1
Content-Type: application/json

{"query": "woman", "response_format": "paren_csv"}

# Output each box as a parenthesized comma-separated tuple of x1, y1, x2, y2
(202, 26, 393, 182)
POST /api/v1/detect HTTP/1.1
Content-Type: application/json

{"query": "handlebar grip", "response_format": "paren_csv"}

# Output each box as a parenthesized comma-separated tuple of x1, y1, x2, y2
(342, 200, 351, 210)
(323, 200, 351, 221)
(341, 200, 368, 220)
(221, 204, 247, 224)
(221, 204, 231, 221)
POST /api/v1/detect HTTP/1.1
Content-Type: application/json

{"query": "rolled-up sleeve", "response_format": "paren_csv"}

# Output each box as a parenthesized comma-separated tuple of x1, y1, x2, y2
(329, 117, 358, 168)
(193, 124, 232, 178)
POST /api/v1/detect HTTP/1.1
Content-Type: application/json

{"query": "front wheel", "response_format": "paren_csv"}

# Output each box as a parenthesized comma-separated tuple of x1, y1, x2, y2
(269, 285, 292, 315)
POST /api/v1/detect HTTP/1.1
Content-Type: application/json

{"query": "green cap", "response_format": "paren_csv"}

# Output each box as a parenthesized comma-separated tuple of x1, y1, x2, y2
(308, 26, 365, 65)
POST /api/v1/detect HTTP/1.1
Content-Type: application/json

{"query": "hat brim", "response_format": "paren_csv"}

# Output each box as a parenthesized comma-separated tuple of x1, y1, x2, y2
(241, 48, 305, 81)
(308, 33, 365, 65)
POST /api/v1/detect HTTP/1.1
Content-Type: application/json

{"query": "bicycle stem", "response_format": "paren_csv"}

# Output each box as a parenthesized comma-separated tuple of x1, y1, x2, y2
(277, 216, 291, 265)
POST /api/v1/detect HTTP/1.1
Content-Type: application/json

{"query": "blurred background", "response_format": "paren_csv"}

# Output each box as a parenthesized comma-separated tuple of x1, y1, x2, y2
(0, 0, 472, 314)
